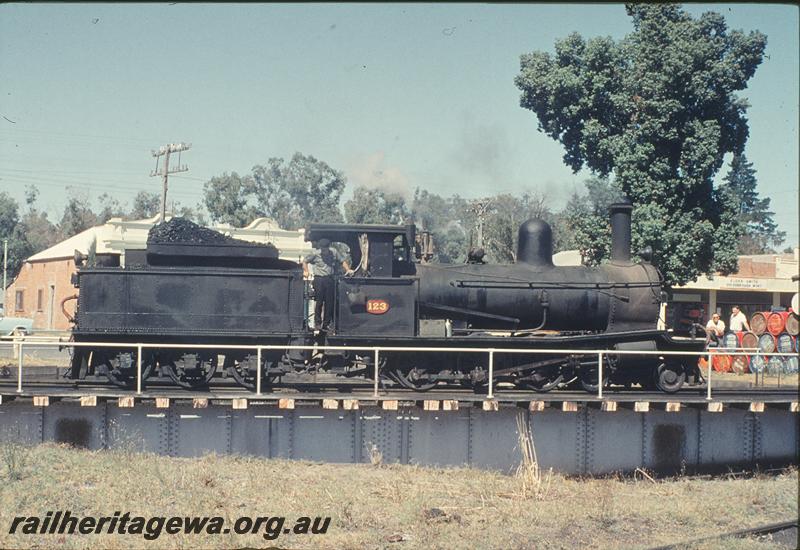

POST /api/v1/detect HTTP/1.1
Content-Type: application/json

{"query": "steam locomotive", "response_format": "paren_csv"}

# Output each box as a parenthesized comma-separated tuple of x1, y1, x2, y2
(68, 202, 704, 393)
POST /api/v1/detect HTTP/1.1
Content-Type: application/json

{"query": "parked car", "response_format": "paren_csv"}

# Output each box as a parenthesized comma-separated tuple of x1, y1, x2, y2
(0, 314, 34, 336)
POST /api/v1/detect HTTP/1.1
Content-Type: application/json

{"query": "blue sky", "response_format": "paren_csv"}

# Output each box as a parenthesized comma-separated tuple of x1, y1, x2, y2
(1, 3, 797, 245)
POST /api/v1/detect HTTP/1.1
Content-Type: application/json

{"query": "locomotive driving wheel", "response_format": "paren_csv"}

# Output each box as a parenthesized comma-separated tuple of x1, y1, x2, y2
(579, 362, 610, 393)
(163, 352, 218, 389)
(653, 361, 686, 393)
(99, 349, 155, 388)
(225, 354, 279, 391)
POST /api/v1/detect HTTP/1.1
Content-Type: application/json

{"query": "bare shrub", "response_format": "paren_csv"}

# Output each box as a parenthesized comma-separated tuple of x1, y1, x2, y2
(365, 441, 383, 467)
(515, 412, 552, 500)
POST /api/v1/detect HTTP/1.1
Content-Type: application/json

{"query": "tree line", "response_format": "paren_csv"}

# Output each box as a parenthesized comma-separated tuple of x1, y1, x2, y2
(0, 186, 204, 284)
(0, 4, 788, 288)
(0, 149, 786, 289)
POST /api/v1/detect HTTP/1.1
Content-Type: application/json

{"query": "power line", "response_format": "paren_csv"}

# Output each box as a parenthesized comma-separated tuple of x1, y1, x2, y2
(0, 166, 149, 176)
(170, 174, 208, 182)
(0, 128, 157, 144)
(0, 168, 211, 186)
(0, 168, 204, 190)
(0, 176, 201, 201)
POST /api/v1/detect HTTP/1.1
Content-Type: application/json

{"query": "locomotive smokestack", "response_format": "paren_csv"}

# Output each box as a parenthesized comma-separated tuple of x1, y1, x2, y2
(609, 200, 633, 263)
(517, 219, 554, 267)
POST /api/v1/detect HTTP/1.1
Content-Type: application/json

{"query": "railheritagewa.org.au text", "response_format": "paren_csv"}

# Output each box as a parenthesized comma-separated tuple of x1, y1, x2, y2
(9, 511, 330, 541)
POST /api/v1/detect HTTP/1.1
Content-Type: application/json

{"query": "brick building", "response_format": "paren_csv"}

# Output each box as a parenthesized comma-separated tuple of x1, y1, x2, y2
(5, 224, 113, 331)
(4, 215, 310, 332)
(667, 249, 799, 330)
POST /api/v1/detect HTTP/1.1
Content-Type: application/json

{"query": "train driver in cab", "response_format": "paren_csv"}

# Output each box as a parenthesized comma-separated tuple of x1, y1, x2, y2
(303, 238, 353, 332)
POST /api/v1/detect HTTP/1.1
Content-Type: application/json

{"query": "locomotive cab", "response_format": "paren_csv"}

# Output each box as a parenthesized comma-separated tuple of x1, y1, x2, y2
(305, 223, 419, 337)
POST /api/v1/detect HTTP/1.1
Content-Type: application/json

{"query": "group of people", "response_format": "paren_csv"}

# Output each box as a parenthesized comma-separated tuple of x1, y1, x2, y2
(705, 305, 750, 346)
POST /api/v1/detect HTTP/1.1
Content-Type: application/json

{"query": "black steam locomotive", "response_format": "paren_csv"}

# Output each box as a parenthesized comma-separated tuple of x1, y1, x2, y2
(68, 202, 704, 393)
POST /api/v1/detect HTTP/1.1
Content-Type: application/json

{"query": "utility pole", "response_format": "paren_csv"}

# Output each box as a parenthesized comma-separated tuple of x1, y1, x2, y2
(469, 198, 493, 249)
(150, 143, 191, 223)
(2, 238, 7, 302)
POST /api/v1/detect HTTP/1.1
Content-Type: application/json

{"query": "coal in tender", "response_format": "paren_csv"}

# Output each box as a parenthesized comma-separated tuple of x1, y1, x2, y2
(145, 218, 281, 266)
(147, 217, 274, 249)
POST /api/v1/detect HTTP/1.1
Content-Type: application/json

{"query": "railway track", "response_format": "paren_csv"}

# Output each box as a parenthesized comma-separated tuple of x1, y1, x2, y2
(1, 377, 797, 404)
(1, 360, 797, 404)
(651, 519, 799, 550)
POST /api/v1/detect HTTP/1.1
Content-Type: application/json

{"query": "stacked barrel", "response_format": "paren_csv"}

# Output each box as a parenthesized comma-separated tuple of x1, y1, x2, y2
(744, 310, 799, 375)
(709, 330, 746, 373)
(710, 310, 799, 374)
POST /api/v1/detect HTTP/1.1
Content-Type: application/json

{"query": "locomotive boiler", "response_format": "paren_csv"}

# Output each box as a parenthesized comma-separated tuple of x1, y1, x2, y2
(415, 203, 661, 334)
(68, 203, 703, 394)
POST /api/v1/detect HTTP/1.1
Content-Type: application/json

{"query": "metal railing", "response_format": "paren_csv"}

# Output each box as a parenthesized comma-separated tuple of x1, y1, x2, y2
(1, 337, 797, 401)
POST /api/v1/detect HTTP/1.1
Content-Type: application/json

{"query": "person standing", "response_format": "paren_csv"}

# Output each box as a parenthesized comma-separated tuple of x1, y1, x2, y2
(729, 305, 750, 332)
(302, 239, 352, 331)
(705, 312, 725, 346)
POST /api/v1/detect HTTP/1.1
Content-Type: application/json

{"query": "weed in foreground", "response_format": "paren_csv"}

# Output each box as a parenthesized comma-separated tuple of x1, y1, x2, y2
(515, 412, 553, 501)
(1, 441, 31, 481)
(365, 441, 383, 467)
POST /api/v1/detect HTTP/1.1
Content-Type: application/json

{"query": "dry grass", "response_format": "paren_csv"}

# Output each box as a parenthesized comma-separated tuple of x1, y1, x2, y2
(0, 443, 795, 549)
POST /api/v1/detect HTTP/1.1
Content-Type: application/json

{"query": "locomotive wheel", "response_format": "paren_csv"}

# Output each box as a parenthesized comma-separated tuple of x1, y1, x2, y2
(653, 362, 686, 393)
(389, 368, 438, 392)
(579, 364, 609, 393)
(163, 352, 218, 389)
(100, 350, 155, 388)
(225, 354, 278, 391)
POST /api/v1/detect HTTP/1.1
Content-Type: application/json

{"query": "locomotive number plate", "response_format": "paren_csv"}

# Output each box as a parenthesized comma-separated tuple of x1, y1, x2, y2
(366, 299, 390, 315)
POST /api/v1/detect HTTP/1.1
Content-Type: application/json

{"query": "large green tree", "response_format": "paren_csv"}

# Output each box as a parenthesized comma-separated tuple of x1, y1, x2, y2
(0, 192, 33, 284)
(722, 153, 785, 254)
(58, 189, 99, 239)
(515, 4, 767, 285)
(203, 172, 257, 226)
(203, 153, 346, 230)
(555, 177, 625, 263)
(97, 193, 127, 224)
(18, 186, 58, 258)
(129, 191, 162, 220)
(344, 186, 408, 225)
(252, 153, 345, 229)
